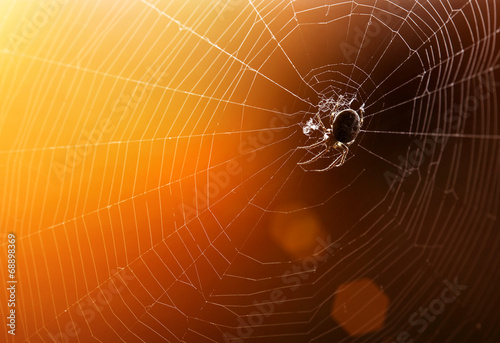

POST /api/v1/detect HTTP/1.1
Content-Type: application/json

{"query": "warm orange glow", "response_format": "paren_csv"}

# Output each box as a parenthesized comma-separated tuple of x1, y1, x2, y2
(332, 278, 389, 336)
(269, 202, 328, 258)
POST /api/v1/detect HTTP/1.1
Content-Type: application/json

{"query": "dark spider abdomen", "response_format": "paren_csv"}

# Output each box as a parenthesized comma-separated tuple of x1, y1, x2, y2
(331, 109, 361, 143)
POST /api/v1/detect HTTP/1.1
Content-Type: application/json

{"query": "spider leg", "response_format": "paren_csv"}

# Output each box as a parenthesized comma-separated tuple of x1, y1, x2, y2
(308, 142, 349, 172)
(336, 142, 349, 166)
(297, 138, 328, 150)
(308, 155, 343, 172)
(315, 112, 328, 131)
(298, 146, 330, 166)
(358, 106, 365, 127)
(330, 96, 344, 127)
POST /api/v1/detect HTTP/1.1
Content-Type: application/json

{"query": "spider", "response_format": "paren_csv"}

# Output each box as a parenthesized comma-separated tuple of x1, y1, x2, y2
(298, 104, 364, 172)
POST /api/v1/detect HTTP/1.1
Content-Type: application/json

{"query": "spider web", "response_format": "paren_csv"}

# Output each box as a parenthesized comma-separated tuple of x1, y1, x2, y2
(0, 0, 499, 342)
